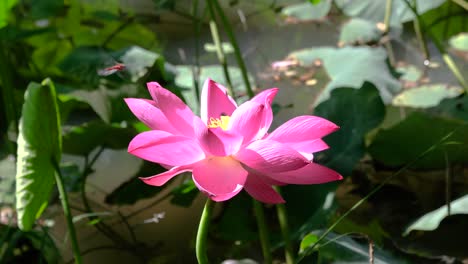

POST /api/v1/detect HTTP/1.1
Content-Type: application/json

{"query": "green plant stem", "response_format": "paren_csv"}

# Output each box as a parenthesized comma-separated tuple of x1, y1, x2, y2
(296, 128, 460, 262)
(383, 0, 396, 66)
(191, 0, 201, 105)
(273, 187, 294, 264)
(208, 20, 234, 95)
(451, 0, 468, 10)
(252, 200, 272, 264)
(196, 198, 214, 264)
(411, 0, 430, 61)
(209, 0, 254, 98)
(52, 158, 82, 264)
(383, 0, 393, 33)
(206, 1, 234, 96)
(403, 0, 468, 92)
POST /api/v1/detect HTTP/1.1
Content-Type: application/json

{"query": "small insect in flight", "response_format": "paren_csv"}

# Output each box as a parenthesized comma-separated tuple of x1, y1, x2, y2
(97, 63, 126, 76)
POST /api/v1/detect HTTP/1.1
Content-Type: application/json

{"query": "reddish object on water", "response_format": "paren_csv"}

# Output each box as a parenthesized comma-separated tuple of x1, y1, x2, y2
(97, 63, 126, 76)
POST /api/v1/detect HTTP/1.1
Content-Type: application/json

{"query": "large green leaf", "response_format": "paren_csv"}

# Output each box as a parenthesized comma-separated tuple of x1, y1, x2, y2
(335, 0, 445, 27)
(392, 84, 464, 108)
(404, 194, 468, 235)
(450, 33, 468, 52)
(368, 112, 468, 169)
(62, 121, 136, 156)
(430, 95, 468, 122)
(281, 0, 332, 22)
(299, 231, 409, 264)
(339, 18, 382, 46)
(0, 0, 18, 29)
(16, 80, 62, 231)
(422, 0, 468, 42)
(314, 82, 386, 176)
(289, 46, 401, 105)
(449, 32, 468, 60)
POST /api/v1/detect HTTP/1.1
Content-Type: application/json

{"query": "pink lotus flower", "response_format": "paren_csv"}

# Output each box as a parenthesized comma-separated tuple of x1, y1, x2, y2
(125, 79, 342, 203)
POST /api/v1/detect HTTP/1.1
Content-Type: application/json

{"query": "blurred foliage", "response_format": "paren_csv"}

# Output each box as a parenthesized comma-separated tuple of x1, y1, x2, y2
(0, 0, 467, 263)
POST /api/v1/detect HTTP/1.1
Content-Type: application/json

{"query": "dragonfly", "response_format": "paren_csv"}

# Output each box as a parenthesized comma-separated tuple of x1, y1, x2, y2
(97, 63, 126, 76)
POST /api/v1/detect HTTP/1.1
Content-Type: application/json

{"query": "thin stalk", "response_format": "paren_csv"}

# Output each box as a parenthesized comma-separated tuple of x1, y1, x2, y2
(191, 0, 201, 105)
(52, 158, 82, 264)
(209, 0, 254, 98)
(196, 198, 214, 264)
(451, 0, 468, 11)
(383, 0, 393, 34)
(296, 127, 461, 262)
(444, 151, 451, 216)
(252, 200, 272, 264)
(209, 20, 234, 95)
(411, 0, 430, 62)
(274, 187, 294, 264)
(383, 0, 396, 66)
(403, 0, 468, 92)
(206, 1, 234, 95)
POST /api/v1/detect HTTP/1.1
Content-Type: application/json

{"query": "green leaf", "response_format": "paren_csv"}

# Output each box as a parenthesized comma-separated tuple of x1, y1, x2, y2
(115, 46, 163, 82)
(16, 79, 62, 231)
(368, 112, 468, 169)
(335, 0, 445, 27)
(0, 0, 18, 29)
(175, 65, 255, 114)
(421, 0, 468, 42)
(300, 231, 409, 263)
(396, 64, 423, 83)
(404, 194, 468, 235)
(281, 1, 331, 21)
(0, 155, 16, 205)
(300, 233, 319, 251)
(62, 121, 135, 156)
(430, 95, 468, 122)
(105, 161, 166, 205)
(28, 0, 64, 19)
(339, 18, 382, 46)
(449, 33, 468, 52)
(289, 46, 401, 105)
(315, 82, 386, 176)
(59, 46, 115, 85)
(392, 84, 464, 108)
(449, 32, 468, 60)
(60, 162, 82, 192)
(309, 0, 321, 4)
(215, 193, 256, 241)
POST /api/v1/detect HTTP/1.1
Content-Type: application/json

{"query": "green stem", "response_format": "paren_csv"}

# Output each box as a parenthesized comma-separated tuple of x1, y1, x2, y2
(209, 0, 254, 98)
(383, 0, 393, 33)
(252, 200, 272, 264)
(52, 158, 82, 264)
(196, 198, 214, 264)
(411, 0, 430, 61)
(274, 187, 294, 264)
(296, 128, 460, 262)
(383, 0, 396, 66)
(208, 20, 234, 95)
(191, 0, 201, 105)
